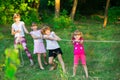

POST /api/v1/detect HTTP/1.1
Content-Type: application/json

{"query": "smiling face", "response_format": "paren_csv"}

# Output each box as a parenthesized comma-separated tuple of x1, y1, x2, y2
(45, 29, 51, 35)
(74, 34, 81, 40)
(14, 17, 20, 23)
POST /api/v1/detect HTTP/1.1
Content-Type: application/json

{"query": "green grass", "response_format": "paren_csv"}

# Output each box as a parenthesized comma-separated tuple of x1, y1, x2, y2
(0, 22, 120, 80)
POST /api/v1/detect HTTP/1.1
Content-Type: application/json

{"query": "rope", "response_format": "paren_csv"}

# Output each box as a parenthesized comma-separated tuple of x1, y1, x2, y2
(61, 39, 120, 43)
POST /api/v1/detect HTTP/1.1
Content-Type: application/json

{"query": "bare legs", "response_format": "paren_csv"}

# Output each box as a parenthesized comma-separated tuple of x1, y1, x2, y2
(48, 54, 66, 73)
(48, 57, 56, 71)
(73, 65, 78, 76)
(43, 53, 48, 65)
(37, 53, 47, 70)
(73, 64, 88, 78)
(82, 64, 88, 78)
(57, 54, 66, 73)
(37, 54, 44, 69)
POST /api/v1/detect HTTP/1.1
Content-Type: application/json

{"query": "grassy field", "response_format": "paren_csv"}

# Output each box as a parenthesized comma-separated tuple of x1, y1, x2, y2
(0, 22, 120, 80)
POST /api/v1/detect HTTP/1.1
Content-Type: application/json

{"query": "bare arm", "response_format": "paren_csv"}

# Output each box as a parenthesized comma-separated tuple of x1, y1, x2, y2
(52, 32, 61, 41)
(22, 23, 29, 34)
(43, 36, 56, 40)
(73, 39, 83, 44)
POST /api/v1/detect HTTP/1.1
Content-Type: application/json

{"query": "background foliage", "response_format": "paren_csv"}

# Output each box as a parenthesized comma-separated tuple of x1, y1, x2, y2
(0, 0, 40, 24)
(0, 0, 120, 26)
(0, 0, 120, 79)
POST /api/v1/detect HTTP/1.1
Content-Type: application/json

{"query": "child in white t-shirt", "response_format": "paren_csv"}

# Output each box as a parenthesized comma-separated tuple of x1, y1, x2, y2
(41, 26, 66, 73)
(11, 13, 34, 66)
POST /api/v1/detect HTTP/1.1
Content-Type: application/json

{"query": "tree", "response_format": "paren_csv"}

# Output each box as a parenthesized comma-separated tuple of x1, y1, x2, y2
(103, 0, 110, 27)
(70, 0, 78, 20)
(32, 0, 40, 12)
(55, 0, 60, 18)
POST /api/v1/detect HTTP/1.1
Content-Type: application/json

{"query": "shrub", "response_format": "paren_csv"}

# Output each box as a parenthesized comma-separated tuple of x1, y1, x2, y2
(0, 0, 40, 25)
(52, 16, 73, 29)
(108, 7, 120, 23)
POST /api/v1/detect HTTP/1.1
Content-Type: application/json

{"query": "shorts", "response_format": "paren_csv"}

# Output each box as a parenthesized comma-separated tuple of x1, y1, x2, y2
(74, 54, 86, 65)
(48, 48, 63, 58)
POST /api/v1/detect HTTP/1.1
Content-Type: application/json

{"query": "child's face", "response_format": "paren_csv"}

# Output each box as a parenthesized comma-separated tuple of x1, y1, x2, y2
(14, 17, 20, 22)
(45, 29, 50, 35)
(74, 34, 81, 40)
(31, 26, 37, 30)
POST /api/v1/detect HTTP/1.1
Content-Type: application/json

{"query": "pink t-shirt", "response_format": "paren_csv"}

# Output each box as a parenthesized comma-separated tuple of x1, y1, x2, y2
(72, 37, 85, 55)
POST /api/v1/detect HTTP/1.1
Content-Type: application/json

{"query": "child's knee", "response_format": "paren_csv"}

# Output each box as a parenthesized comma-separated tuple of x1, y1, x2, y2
(73, 65, 78, 68)
(49, 61, 53, 65)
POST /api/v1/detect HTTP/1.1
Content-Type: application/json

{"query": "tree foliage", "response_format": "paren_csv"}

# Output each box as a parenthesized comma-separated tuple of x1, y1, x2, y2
(0, 0, 120, 25)
(0, 0, 40, 24)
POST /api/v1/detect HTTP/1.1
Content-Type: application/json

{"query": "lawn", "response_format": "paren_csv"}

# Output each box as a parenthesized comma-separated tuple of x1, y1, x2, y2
(0, 22, 120, 80)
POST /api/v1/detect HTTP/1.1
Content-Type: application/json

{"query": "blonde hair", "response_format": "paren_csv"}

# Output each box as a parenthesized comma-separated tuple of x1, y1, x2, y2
(13, 13, 20, 21)
(72, 30, 83, 38)
(41, 26, 51, 34)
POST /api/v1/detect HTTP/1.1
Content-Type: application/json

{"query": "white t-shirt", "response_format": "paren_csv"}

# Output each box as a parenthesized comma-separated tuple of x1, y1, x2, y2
(12, 21, 25, 38)
(44, 32, 60, 50)
(30, 30, 43, 43)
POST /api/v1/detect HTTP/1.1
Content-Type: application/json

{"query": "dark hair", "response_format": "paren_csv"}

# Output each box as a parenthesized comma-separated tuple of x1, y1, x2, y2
(32, 22, 37, 26)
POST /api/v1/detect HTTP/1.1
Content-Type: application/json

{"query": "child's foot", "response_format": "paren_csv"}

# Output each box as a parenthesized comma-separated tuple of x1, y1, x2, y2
(49, 64, 57, 71)
(86, 76, 89, 80)
(49, 66, 55, 71)
(40, 67, 44, 70)
(30, 60, 34, 66)
(30, 62, 34, 66)
(44, 61, 48, 65)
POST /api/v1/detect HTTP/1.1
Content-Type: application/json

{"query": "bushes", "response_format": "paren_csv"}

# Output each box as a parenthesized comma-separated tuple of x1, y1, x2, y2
(108, 7, 120, 23)
(53, 16, 73, 29)
(21, 9, 40, 25)
(0, 0, 40, 25)
(42, 13, 73, 29)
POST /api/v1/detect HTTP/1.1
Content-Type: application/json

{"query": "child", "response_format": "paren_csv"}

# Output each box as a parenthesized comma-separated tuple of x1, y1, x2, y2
(41, 26, 66, 73)
(72, 30, 88, 78)
(30, 23, 47, 70)
(11, 13, 34, 66)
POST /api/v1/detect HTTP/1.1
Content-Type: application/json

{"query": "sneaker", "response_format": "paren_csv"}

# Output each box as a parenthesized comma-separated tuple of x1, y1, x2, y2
(30, 62, 34, 66)
(30, 60, 34, 66)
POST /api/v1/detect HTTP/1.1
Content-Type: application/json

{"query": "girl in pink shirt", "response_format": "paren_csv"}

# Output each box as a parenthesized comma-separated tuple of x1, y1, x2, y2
(72, 30, 88, 78)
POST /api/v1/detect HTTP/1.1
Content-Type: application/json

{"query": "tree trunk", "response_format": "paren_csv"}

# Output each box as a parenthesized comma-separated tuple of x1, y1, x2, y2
(70, 0, 78, 20)
(55, 0, 60, 18)
(103, 0, 110, 28)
